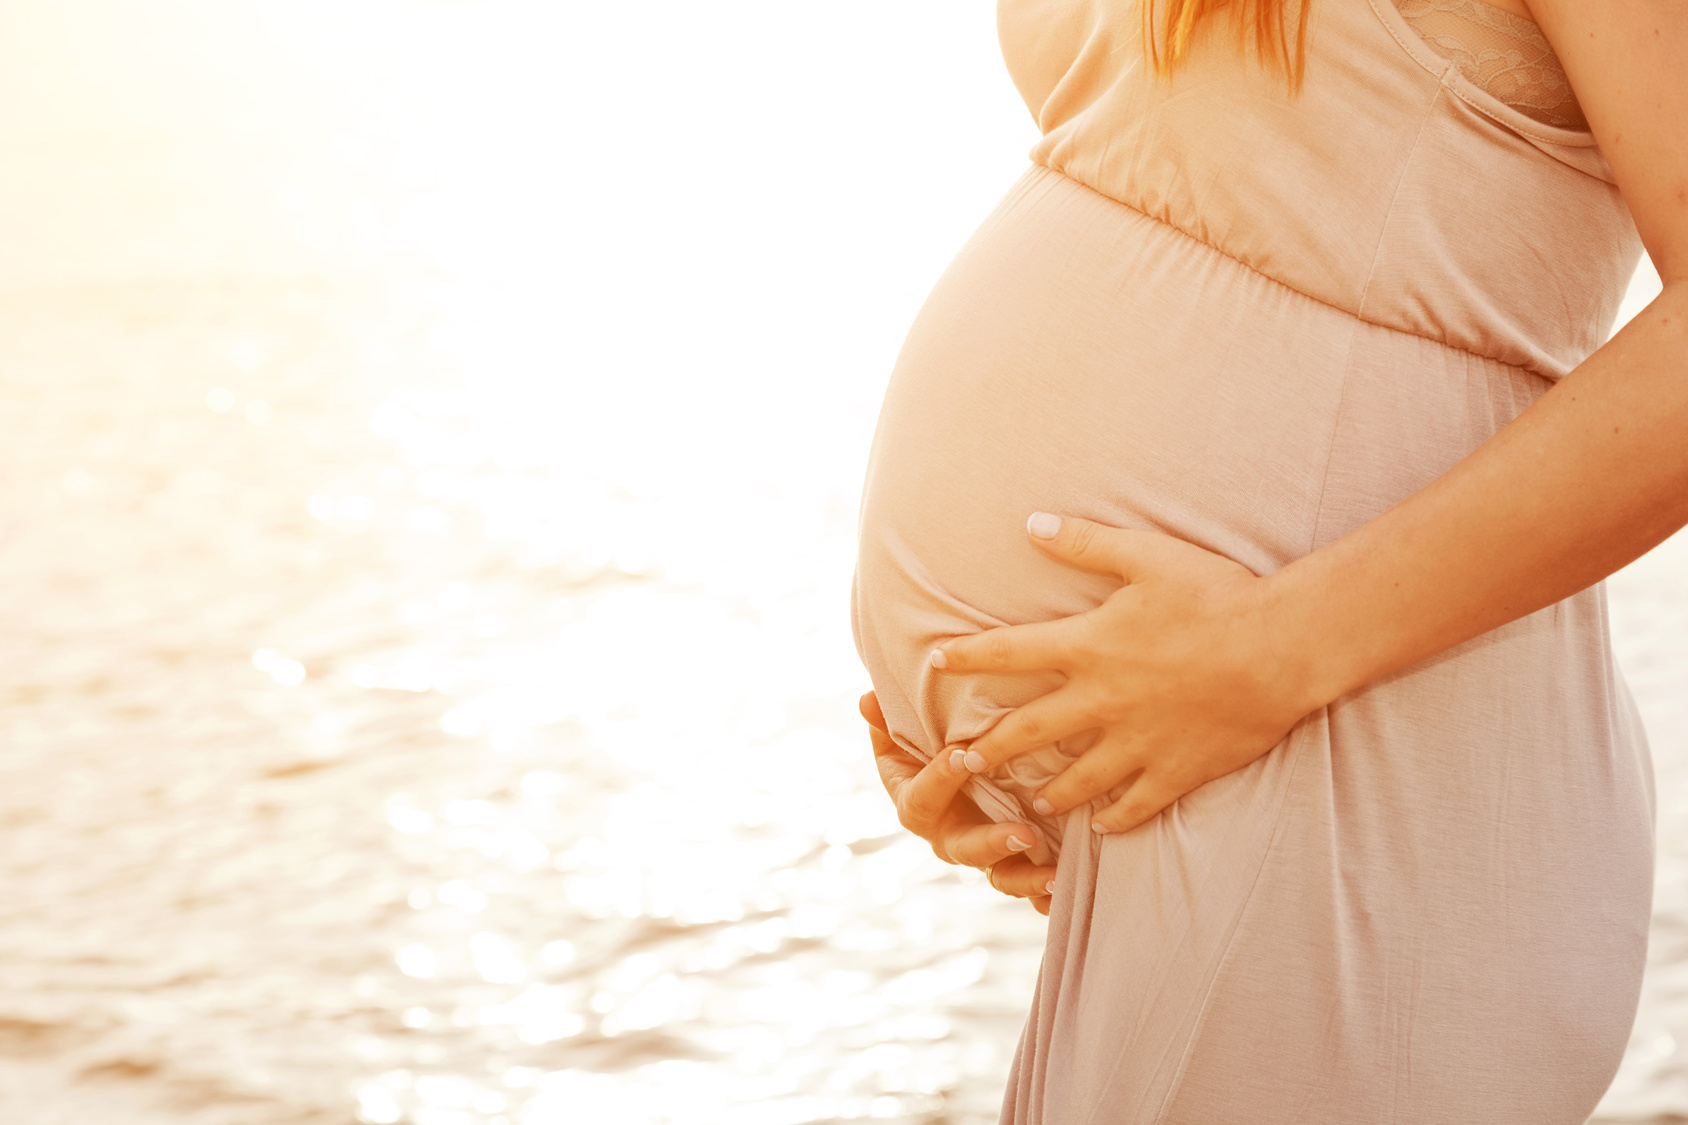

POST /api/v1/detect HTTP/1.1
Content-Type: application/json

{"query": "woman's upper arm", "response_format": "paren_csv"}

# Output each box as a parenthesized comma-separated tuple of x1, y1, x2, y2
(1529, 0, 1688, 282)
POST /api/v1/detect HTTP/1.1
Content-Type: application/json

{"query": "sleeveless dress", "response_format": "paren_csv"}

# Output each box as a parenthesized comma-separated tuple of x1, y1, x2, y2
(850, 0, 1655, 1119)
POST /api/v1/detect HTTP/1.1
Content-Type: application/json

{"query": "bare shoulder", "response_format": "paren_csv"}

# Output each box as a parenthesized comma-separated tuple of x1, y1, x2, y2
(1525, 0, 1688, 280)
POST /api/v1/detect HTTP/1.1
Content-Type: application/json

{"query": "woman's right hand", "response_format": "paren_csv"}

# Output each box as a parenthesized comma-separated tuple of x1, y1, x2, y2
(860, 691, 1057, 915)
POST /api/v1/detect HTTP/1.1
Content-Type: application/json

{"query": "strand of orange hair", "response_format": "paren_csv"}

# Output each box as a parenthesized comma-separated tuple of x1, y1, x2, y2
(1143, 0, 1312, 90)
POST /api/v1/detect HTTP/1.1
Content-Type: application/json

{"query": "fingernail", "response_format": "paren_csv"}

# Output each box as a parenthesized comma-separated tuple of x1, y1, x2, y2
(1006, 835, 1030, 852)
(947, 748, 967, 772)
(1045, 880, 1056, 894)
(1032, 797, 1054, 816)
(1027, 512, 1061, 540)
(1091, 821, 1109, 834)
(929, 648, 948, 670)
(963, 750, 988, 773)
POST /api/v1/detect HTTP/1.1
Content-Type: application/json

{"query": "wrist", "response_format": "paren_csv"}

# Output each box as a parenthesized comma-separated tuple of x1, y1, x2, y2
(1254, 560, 1359, 716)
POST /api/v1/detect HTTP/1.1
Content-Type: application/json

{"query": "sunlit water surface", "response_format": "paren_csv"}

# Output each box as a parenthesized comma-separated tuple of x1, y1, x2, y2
(0, 2, 1681, 1123)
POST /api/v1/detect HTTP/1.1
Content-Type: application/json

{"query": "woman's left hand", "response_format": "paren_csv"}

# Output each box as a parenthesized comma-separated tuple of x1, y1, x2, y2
(932, 513, 1321, 835)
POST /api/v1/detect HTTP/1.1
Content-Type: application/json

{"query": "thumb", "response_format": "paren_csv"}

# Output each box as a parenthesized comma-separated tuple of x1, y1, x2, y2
(859, 691, 888, 733)
(1024, 512, 1165, 582)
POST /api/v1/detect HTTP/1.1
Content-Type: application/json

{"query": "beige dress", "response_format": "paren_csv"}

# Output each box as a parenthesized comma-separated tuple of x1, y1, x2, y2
(851, 0, 1655, 1119)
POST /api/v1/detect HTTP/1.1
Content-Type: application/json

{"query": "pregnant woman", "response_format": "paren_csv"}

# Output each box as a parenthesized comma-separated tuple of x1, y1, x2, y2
(851, 0, 1686, 1119)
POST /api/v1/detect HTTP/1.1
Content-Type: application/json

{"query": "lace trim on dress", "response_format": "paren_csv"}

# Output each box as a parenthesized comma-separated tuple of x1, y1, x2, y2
(1394, 0, 1587, 130)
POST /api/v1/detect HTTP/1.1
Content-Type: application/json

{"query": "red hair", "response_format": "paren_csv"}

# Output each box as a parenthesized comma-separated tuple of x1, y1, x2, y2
(1143, 0, 1312, 90)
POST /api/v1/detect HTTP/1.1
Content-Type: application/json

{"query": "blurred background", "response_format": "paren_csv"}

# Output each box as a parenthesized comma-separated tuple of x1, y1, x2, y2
(0, 1, 1681, 1123)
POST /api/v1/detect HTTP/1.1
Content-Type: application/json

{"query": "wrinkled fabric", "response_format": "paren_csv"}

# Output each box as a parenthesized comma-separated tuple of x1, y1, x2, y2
(850, 0, 1653, 1120)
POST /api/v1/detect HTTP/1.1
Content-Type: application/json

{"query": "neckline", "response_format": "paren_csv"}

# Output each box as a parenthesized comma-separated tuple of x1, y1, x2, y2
(1364, 0, 1598, 148)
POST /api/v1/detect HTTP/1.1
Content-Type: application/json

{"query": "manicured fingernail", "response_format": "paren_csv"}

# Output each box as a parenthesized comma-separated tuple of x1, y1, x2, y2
(1006, 835, 1030, 852)
(1045, 880, 1056, 894)
(1091, 821, 1109, 834)
(947, 748, 967, 772)
(1027, 512, 1061, 539)
(929, 649, 948, 669)
(1032, 797, 1054, 816)
(963, 750, 988, 773)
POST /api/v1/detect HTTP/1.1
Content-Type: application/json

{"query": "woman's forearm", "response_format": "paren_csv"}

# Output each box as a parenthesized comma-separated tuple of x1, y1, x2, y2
(1272, 280, 1688, 711)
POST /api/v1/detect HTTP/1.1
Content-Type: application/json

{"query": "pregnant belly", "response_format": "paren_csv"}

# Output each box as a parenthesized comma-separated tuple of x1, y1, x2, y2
(851, 164, 1549, 858)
